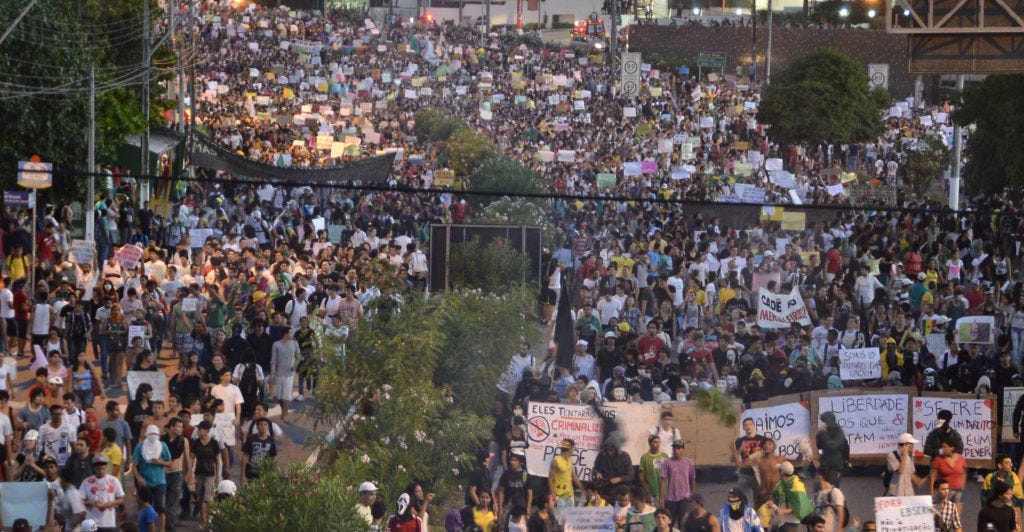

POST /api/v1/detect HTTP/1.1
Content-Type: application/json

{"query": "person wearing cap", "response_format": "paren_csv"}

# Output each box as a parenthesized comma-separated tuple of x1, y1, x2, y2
(549, 439, 583, 517)
(11, 428, 44, 481)
(596, 332, 623, 384)
(979, 481, 1016, 532)
(924, 409, 964, 459)
(356, 481, 379, 525)
(659, 440, 696, 528)
(81, 452, 125, 530)
(886, 433, 925, 496)
(769, 461, 813, 531)
(719, 487, 763, 532)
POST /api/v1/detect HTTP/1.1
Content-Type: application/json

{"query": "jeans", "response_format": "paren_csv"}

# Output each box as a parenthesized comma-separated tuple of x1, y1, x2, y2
(1011, 327, 1024, 367)
(554, 496, 576, 524)
(165, 471, 183, 529)
(98, 335, 110, 377)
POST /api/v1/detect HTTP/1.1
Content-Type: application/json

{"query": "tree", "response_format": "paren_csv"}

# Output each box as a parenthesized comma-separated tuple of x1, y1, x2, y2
(0, 0, 152, 197)
(757, 48, 884, 146)
(952, 75, 1024, 193)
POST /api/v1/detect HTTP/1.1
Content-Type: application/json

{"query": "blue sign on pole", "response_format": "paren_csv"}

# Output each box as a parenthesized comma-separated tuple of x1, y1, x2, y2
(678, 66, 690, 75)
(3, 190, 31, 207)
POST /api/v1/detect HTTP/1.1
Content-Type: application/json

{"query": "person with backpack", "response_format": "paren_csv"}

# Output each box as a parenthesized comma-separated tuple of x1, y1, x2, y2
(886, 433, 925, 496)
(231, 352, 264, 423)
(813, 470, 846, 532)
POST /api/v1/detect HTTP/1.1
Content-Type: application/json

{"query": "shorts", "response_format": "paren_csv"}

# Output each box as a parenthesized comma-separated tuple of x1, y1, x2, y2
(540, 288, 557, 305)
(274, 375, 294, 401)
(2, 317, 13, 333)
(195, 475, 217, 503)
(149, 483, 167, 514)
(14, 320, 28, 339)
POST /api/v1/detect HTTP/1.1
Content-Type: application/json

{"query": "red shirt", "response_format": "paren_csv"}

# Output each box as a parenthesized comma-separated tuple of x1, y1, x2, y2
(930, 453, 966, 489)
(12, 290, 28, 321)
(825, 249, 841, 275)
(637, 335, 665, 366)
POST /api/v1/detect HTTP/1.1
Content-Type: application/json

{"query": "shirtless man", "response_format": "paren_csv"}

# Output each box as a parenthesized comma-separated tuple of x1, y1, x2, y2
(748, 439, 786, 507)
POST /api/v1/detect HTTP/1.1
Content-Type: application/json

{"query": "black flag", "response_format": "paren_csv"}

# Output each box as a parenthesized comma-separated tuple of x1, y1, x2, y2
(554, 276, 575, 371)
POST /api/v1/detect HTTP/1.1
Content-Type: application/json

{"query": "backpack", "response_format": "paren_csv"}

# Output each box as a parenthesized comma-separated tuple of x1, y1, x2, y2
(826, 487, 850, 528)
(881, 450, 901, 492)
(239, 363, 262, 401)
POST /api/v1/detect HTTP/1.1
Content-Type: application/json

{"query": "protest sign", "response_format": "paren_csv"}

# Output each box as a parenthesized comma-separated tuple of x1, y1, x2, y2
(0, 482, 49, 527)
(128, 325, 146, 346)
(526, 402, 606, 480)
(756, 287, 811, 328)
(71, 240, 95, 264)
(562, 507, 615, 531)
(839, 348, 881, 380)
(596, 173, 616, 189)
(327, 224, 344, 242)
(622, 162, 642, 177)
(114, 244, 143, 269)
(127, 371, 167, 401)
(181, 297, 198, 312)
(816, 392, 910, 456)
(557, 150, 576, 163)
(847, 184, 898, 208)
(189, 228, 214, 246)
(742, 395, 811, 459)
(1003, 387, 1024, 441)
(875, 496, 934, 532)
(780, 211, 805, 231)
(911, 394, 995, 464)
(954, 315, 995, 344)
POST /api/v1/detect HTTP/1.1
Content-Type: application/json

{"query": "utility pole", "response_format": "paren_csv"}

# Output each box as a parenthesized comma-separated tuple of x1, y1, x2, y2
(765, 0, 772, 83)
(949, 74, 964, 211)
(142, 0, 151, 181)
(750, 0, 757, 83)
(177, 0, 186, 135)
(87, 63, 96, 242)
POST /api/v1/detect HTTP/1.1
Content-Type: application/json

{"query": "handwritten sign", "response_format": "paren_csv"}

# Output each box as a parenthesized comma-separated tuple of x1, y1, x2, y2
(741, 399, 811, 459)
(526, 402, 606, 481)
(849, 184, 897, 207)
(181, 297, 198, 313)
(756, 287, 811, 328)
(562, 507, 615, 531)
(189, 228, 214, 247)
(114, 244, 144, 269)
(127, 371, 167, 401)
(128, 325, 146, 346)
(71, 240, 95, 264)
(818, 393, 909, 455)
(839, 348, 881, 380)
(875, 496, 934, 532)
(911, 394, 994, 463)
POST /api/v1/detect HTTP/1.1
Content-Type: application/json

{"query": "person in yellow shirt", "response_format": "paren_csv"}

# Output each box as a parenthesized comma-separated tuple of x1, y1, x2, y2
(472, 489, 498, 531)
(549, 439, 584, 517)
(4, 246, 29, 283)
(100, 427, 125, 478)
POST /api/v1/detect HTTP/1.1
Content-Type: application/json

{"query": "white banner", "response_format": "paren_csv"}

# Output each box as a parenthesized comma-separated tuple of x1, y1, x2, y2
(874, 496, 934, 532)
(621, 52, 641, 98)
(71, 240, 95, 264)
(756, 287, 811, 328)
(740, 401, 811, 459)
(818, 394, 909, 455)
(562, 507, 616, 531)
(911, 395, 994, 462)
(839, 347, 881, 380)
(526, 402, 606, 481)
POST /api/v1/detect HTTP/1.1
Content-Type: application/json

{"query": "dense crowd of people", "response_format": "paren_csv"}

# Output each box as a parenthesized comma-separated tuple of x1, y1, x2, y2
(0, 0, 1023, 530)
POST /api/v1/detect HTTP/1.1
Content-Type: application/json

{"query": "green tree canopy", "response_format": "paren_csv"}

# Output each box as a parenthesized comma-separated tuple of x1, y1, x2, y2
(757, 48, 883, 146)
(952, 75, 1024, 193)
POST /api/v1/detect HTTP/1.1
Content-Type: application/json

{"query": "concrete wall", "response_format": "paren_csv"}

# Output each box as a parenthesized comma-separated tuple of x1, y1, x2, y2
(628, 25, 914, 98)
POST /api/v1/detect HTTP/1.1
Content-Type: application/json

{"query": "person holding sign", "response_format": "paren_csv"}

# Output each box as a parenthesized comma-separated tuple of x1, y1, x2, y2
(549, 439, 583, 518)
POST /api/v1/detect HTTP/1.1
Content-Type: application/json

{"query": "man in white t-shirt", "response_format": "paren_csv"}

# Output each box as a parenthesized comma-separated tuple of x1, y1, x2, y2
(283, 290, 309, 330)
(0, 276, 14, 354)
(81, 454, 125, 529)
(210, 369, 244, 429)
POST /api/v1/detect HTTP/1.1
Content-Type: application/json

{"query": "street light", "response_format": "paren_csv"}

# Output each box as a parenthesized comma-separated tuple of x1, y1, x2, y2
(692, 6, 701, 15)
(867, 8, 876, 17)
(736, 7, 742, 15)
(838, 6, 849, 17)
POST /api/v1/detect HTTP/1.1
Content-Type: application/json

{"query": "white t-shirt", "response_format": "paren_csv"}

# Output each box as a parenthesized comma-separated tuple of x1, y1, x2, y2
(0, 288, 13, 319)
(211, 383, 245, 418)
(81, 474, 125, 528)
(0, 365, 9, 392)
(31, 303, 52, 335)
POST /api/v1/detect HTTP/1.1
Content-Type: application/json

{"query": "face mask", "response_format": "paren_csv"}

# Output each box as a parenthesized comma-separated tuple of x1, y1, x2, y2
(730, 501, 742, 510)
(937, 419, 946, 428)
(513, 408, 523, 417)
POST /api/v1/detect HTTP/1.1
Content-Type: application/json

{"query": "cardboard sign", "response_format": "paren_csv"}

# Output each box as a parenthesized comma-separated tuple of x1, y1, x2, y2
(114, 244, 143, 269)
(911, 394, 995, 464)
(756, 287, 811, 328)
(839, 348, 881, 380)
(817, 393, 910, 456)
(741, 396, 811, 459)
(127, 371, 167, 401)
(562, 507, 615, 531)
(874, 496, 934, 532)
(526, 402, 607, 481)
(128, 325, 146, 346)
(71, 240, 95, 264)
